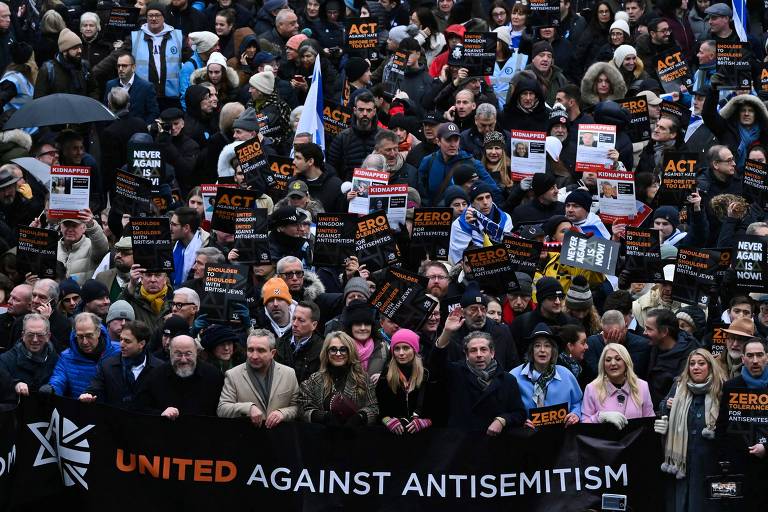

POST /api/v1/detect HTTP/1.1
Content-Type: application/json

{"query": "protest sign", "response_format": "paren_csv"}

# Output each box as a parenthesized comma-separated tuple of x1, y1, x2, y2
(459, 32, 497, 76)
(528, 0, 559, 27)
(127, 142, 164, 186)
(510, 130, 547, 180)
(672, 248, 721, 305)
(658, 152, 698, 205)
(263, 155, 294, 201)
(369, 267, 437, 330)
(348, 169, 389, 215)
(464, 245, 519, 295)
(233, 209, 271, 265)
(615, 97, 651, 143)
(575, 124, 616, 172)
(48, 166, 90, 219)
(345, 18, 378, 52)
(322, 101, 352, 141)
(200, 263, 249, 323)
(502, 234, 542, 276)
(623, 227, 663, 282)
(560, 231, 620, 275)
(411, 208, 453, 261)
(354, 211, 401, 271)
(369, 184, 408, 228)
(312, 213, 357, 267)
(211, 188, 260, 234)
(659, 100, 691, 128)
(200, 184, 231, 222)
(732, 235, 768, 293)
(716, 42, 752, 89)
(656, 47, 693, 93)
(760, 63, 768, 95)
(743, 160, 768, 210)
(16, 227, 58, 279)
(384, 50, 407, 97)
(596, 170, 637, 224)
(710, 324, 729, 357)
(725, 389, 768, 446)
(529, 403, 569, 427)
(234, 136, 270, 190)
(106, 6, 139, 31)
(113, 170, 152, 216)
(129, 217, 173, 273)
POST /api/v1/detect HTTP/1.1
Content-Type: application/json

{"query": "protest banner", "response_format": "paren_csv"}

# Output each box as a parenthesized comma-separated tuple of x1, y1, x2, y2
(529, 403, 569, 427)
(16, 226, 58, 279)
(560, 231, 620, 275)
(348, 169, 390, 215)
(732, 235, 768, 293)
(200, 184, 234, 222)
(658, 152, 698, 205)
(384, 50, 408, 97)
(672, 248, 721, 305)
(743, 160, 768, 210)
(760, 63, 768, 95)
(48, 166, 90, 219)
(725, 389, 768, 446)
(105, 6, 139, 31)
(322, 101, 352, 141)
(233, 209, 271, 265)
(459, 32, 497, 76)
(464, 245, 519, 295)
(113, 170, 152, 216)
(502, 235, 542, 277)
(345, 18, 378, 52)
(411, 208, 453, 261)
(354, 211, 401, 271)
(127, 142, 164, 186)
(510, 130, 546, 180)
(596, 170, 637, 224)
(710, 324, 728, 357)
(129, 217, 173, 273)
(656, 47, 693, 93)
(659, 100, 691, 128)
(369, 184, 408, 228)
(528, 0, 559, 27)
(211, 188, 260, 234)
(716, 42, 752, 89)
(623, 227, 663, 282)
(615, 97, 651, 143)
(312, 213, 357, 267)
(263, 155, 294, 201)
(234, 136, 270, 190)
(369, 267, 437, 330)
(200, 263, 249, 323)
(575, 124, 616, 172)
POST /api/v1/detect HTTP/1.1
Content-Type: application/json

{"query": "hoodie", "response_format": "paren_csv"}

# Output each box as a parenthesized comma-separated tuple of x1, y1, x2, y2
(501, 74, 549, 131)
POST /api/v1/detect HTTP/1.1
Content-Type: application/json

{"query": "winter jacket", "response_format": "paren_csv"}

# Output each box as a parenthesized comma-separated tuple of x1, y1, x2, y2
(510, 198, 565, 225)
(417, 149, 502, 206)
(304, 171, 345, 213)
(0, 341, 58, 391)
(0, 129, 31, 166)
(526, 64, 570, 106)
(167, 4, 209, 36)
(131, 24, 183, 99)
(157, 130, 200, 192)
(104, 74, 160, 125)
(117, 285, 173, 337)
(580, 61, 628, 109)
(375, 366, 431, 420)
(85, 352, 164, 407)
(275, 331, 323, 384)
(584, 332, 651, 382)
(688, 7, 708, 42)
(48, 325, 120, 398)
(512, 362, 584, 417)
(397, 64, 433, 108)
(501, 75, 550, 131)
(190, 64, 240, 105)
(81, 34, 112, 72)
(647, 330, 698, 411)
(34, 54, 99, 99)
(702, 87, 768, 168)
(57, 221, 110, 283)
(443, 319, 521, 372)
(251, 6, 277, 36)
(634, 34, 675, 83)
(137, 359, 224, 416)
(179, 51, 204, 109)
(573, 24, 609, 78)
(660, 12, 695, 61)
(327, 121, 380, 181)
(298, 367, 379, 424)
(510, 309, 579, 356)
(631, 286, 682, 331)
(184, 85, 219, 146)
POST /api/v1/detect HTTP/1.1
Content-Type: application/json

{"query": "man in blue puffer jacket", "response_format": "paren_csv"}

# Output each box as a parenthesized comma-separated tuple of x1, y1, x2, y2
(45, 312, 120, 398)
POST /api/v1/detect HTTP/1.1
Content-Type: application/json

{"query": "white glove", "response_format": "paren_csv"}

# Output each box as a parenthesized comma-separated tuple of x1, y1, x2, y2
(654, 415, 669, 435)
(520, 176, 533, 191)
(598, 411, 628, 430)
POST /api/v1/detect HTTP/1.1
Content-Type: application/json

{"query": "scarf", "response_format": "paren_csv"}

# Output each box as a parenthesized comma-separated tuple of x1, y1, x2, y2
(653, 140, 675, 168)
(397, 363, 415, 393)
(247, 361, 274, 406)
(558, 352, 581, 378)
(741, 365, 768, 389)
(20, 341, 52, 364)
(55, 53, 87, 95)
(737, 123, 759, 168)
(466, 359, 498, 389)
(530, 363, 557, 407)
(356, 338, 375, 372)
(121, 352, 146, 388)
(458, 204, 507, 246)
(662, 376, 717, 479)
(517, 97, 539, 114)
(140, 284, 169, 314)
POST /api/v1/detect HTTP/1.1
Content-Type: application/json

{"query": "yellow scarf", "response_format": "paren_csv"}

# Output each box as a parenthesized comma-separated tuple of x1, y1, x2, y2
(140, 285, 169, 314)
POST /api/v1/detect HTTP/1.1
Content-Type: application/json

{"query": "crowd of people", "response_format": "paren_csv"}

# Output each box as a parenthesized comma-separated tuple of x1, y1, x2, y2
(0, 0, 766, 508)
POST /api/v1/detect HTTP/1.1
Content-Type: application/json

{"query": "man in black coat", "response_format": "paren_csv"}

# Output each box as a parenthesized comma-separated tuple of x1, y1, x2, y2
(327, 91, 380, 181)
(644, 308, 697, 410)
(293, 142, 345, 213)
(101, 87, 149, 195)
(137, 335, 224, 418)
(0, 313, 58, 396)
(155, 107, 199, 192)
(183, 84, 219, 147)
(509, 173, 565, 226)
(275, 301, 323, 383)
(511, 277, 578, 356)
(431, 313, 526, 434)
(166, 0, 209, 37)
(501, 73, 549, 132)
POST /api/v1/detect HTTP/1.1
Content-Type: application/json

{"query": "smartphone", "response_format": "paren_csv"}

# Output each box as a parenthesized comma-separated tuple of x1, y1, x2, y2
(294, 75, 306, 83)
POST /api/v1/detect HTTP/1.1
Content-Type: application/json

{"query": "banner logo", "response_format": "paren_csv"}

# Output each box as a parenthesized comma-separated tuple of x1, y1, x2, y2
(27, 409, 94, 489)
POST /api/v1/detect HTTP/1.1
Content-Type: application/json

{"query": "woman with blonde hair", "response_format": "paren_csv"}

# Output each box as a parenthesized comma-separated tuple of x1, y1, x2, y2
(298, 331, 378, 426)
(654, 348, 725, 511)
(581, 343, 655, 428)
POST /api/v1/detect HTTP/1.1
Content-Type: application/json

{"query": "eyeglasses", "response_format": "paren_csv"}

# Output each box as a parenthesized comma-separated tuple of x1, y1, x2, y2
(280, 271, 304, 279)
(327, 346, 349, 355)
(171, 351, 196, 359)
(426, 275, 448, 282)
(76, 332, 98, 342)
(147, 13, 163, 18)
(23, 332, 49, 340)
(715, 157, 735, 163)
(37, 150, 59, 158)
(171, 302, 195, 310)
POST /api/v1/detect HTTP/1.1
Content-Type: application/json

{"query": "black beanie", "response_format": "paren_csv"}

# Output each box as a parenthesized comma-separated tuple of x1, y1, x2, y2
(343, 300, 375, 329)
(345, 57, 370, 83)
(201, 324, 238, 351)
(532, 173, 557, 196)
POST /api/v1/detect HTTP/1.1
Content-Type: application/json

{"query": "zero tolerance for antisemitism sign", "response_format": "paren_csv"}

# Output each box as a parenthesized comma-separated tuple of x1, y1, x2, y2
(5, 395, 664, 511)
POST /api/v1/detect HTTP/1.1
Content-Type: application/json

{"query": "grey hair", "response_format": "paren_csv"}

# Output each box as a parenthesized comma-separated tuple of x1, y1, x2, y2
(707, 145, 729, 167)
(462, 330, 494, 352)
(601, 309, 626, 328)
(361, 153, 387, 171)
(22, 313, 50, 334)
(80, 11, 101, 31)
(375, 129, 398, 147)
(275, 8, 295, 23)
(195, 246, 225, 264)
(107, 87, 130, 111)
(74, 312, 103, 331)
(290, 106, 304, 130)
(35, 279, 59, 302)
(476, 103, 497, 119)
(298, 45, 318, 57)
(276, 256, 303, 274)
(249, 328, 277, 349)
(174, 287, 200, 307)
(747, 222, 768, 235)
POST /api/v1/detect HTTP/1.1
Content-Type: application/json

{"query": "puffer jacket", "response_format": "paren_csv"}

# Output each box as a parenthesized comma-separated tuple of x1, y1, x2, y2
(0, 128, 32, 165)
(48, 325, 120, 398)
(57, 221, 110, 283)
(190, 64, 240, 104)
(702, 87, 768, 168)
(580, 61, 628, 109)
(326, 120, 380, 181)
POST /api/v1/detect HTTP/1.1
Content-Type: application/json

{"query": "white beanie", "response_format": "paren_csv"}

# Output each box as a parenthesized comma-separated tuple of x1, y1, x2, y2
(188, 31, 219, 53)
(545, 136, 563, 162)
(610, 19, 630, 36)
(493, 26, 511, 47)
(615, 10, 630, 22)
(613, 44, 637, 67)
(206, 52, 227, 69)
(249, 64, 275, 95)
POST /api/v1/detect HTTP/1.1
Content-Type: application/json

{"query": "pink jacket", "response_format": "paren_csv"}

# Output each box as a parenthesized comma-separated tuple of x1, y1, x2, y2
(581, 378, 655, 423)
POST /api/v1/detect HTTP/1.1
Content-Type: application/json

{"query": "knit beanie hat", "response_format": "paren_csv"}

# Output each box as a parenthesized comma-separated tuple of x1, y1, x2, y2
(391, 328, 420, 353)
(188, 31, 219, 54)
(249, 65, 275, 94)
(206, 52, 227, 70)
(545, 136, 563, 161)
(453, 164, 478, 186)
(493, 26, 511, 47)
(542, 214, 570, 238)
(263, 0, 288, 12)
(344, 277, 371, 300)
(565, 189, 592, 212)
(145, 2, 166, 17)
(483, 131, 505, 149)
(535, 277, 564, 302)
(80, 279, 109, 304)
(510, 272, 533, 296)
(442, 185, 469, 207)
(163, 315, 189, 338)
(262, 276, 291, 304)
(286, 33, 308, 50)
(610, 18, 631, 37)
(345, 57, 369, 83)
(469, 182, 494, 202)
(460, 283, 488, 308)
(531, 40, 554, 59)
(613, 44, 637, 67)
(532, 172, 557, 196)
(106, 300, 135, 324)
(343, 300, 375, 328)
(388, 24, 419, 44)
(201, 324, 238, 351)
(59, 278, 81, 300)
(232, 107, 259, 131)
(653, 205, 680, 230)
(58, 28, 82, 52)
(565, 275, 593, 310)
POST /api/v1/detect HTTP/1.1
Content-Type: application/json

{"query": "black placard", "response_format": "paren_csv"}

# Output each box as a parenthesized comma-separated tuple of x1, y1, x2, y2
(559, 231, 620, 275)
(658, 151, 698, 205)
(113, 170, 152, 216)
(528, 0, 560, 27)
(127, 142, 164, 187)
(529, 402, 569, 427)
(716, 42, 752, 89)
(369, 268, 437, 330)
(760, 63, 768, 95)
(458, 32, 497, 76)
(106, 6, 139, 31)
(725, 389, 768, 446)
(322, 101, 352, 141)
(463, 245, 519, 295)
(312, 213, 357, 267)
(200, 263, 249, 323)
(623, 227, 663, 281)
(211, 188, 260, 234)
(410, 208, 453, 261)
(129, 217, 173, 273)
(732, 235, 768, 293)
(16, 227, 58, 279)
(354, 211, 401, 271)
(235, 136, 269, 189)
(502, 235, 542, 277)
(671, 247, 720, 305)
(710, 323, 728, 357)
(656, 47, 693, 93)
(743, 159, 768, 210)
(264, 155, 294, 201)
(615, 97, 651, 143)
(345, 18, 378, 52)
(233, 209, 271, 265)
(384, 50, 407, 97)
(659, 100, 691, 128)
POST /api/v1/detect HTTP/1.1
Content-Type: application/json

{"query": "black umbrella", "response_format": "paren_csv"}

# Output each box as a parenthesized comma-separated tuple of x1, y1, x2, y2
(3, 93, 117, 129)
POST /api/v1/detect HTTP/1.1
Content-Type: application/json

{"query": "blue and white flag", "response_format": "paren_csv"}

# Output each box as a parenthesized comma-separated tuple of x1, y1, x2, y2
(295, 55, 326, 152)
(732, 0, 748, 42)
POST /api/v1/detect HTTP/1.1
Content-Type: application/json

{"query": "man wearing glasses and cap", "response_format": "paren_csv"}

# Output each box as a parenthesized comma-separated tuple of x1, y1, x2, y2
(44, 207, 109, 283)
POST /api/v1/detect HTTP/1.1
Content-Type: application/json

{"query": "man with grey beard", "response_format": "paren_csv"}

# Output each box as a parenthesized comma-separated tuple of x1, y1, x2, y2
(137, 335, 223, 418)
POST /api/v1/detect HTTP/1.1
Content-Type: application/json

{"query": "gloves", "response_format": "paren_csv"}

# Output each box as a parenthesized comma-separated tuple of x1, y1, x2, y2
(407, 418, 432, 433)
(709, 72, 725, 88)
(654, 415, 669, 435)
(598, 411, 628, 430)
(520, 176, 533, 191)
(384, 417, 403, 434)
(231, 302, 251, 328)
(191, 313, 209, 337)
(345, 412, 366, 426)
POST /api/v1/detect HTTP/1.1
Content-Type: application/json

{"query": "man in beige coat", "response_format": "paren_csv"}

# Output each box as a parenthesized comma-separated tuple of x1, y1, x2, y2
(217, 328, 299, 427)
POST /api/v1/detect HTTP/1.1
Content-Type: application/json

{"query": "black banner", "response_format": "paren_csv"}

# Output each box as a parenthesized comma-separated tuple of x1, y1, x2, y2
(264, 155, 294, 201)
(502, 235, 541, 277)
(615, 97, 651, 143)
(528, 0, 559, 27)
(0, 406, 14, 511)
(411, 208, 452, 261)
(129, 217, 173, 273)
(106, 6, 139, 31)
(211, 188, 260, 234)
(345, 18, 378, 52)
(672, 247, 720, 305)
(732, 235, 768, 293)
(235, 136, 269, 190)
(658, 151, 697, 205)
(127, 142, 164, 187)
(354, 211, 401, 271)
(725, 389, 768, 445)
(656, 47, 692, 93)
(559, 231, 620, 275)
(6, 395, 664, 511)
(464, 245, 519, 295)
(233, 209, 271, 265)
(16, 226, 58, 279)
(659, 100, 691, 128)
(113, 170, 152, 216)
(323, 101, 352, 141)
(369, 268, 437, 330)
(623, 227, 663, 282)
(459, 32, 497, 76)
(200, 263, 248, 323)
(716, 42, 752, 89)
(743, 159, 768, 210)
(312, 213, 357, 267)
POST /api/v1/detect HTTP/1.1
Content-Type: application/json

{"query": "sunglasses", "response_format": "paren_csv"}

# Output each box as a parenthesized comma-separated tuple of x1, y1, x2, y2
(327, 346, 349, 355)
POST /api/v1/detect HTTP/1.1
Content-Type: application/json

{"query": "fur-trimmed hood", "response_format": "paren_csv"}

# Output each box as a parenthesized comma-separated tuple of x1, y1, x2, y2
(581, 61, 628, 107)
(719, 94, 768, 126)
(217, 140, 238, 177)
(0, 129, 33, 151)
(300, 270, 325, 302)
(190, 65, 240, 89)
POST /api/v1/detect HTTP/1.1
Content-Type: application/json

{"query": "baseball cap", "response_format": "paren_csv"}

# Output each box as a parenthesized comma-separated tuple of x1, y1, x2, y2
(437, 122, 461, 139)
(287, 180, 308, 198)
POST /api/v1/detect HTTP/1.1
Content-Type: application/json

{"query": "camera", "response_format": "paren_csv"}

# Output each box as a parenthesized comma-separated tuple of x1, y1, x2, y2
(161, 122, 172, 132)
(601, 493, 627, 511)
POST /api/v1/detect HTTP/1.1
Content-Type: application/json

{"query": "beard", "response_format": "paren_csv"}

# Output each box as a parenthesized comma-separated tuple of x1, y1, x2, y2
(173, 361, 196, 378)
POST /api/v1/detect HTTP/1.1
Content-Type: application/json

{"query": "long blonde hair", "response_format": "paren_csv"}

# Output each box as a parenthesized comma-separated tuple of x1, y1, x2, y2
(385, 347, 425, 394)
(319, 331, 369, 398)
(591, 343, 643, 407)
(677, 348, 725, 399)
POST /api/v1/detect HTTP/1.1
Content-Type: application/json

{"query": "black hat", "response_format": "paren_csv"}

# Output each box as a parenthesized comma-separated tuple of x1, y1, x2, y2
(271, 206, 307, 227)
(469, 182, 494, 202)
(519, 224, 545, 240)
(345, 57, 370, 83)
(343, 300, 375, 329)
(201, 324, 238, 351)
(442, 185, 469, 207)
(159, 107, 184, 121)
(460, 283, 488, 308)
(547, 107, 569, 131)
(59, 278, 81, 300)
(163, 315, 189, 338)
(535, 277, 564, 302)
(565, 189, 592, 212)
(80, 279, 109, 304)
(453, 164, 479, 186)
(525, 322, 559, 344)
(146, 2, 166, 16)
(542, 215, 570, 238)
(509, 272, 533, 296)
(531, 172, 556, 196)
(10, 42, 33, 65)
(423, 111, 443, 125)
